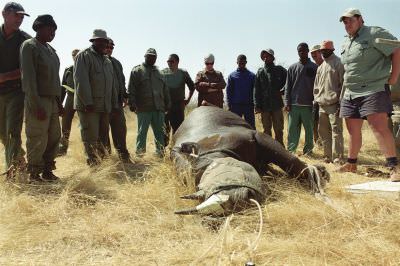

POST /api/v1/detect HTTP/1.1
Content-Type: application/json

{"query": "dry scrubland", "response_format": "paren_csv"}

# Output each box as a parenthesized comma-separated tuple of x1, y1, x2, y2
(1, 109, 400, 265)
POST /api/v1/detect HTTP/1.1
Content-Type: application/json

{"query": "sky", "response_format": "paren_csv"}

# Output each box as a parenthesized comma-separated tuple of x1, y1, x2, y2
(11, 0, 400, 82)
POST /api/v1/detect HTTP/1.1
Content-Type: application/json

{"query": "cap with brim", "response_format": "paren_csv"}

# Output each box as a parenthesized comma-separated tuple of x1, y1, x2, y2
(261, 48, 275, 58)
(145, 48, 157, 56)
(3, 2, 29, 16)
(339, 8, 361, 22)
(108, 38, 115, 46)
(89, 29, 108, 42)
(310, 45, 321, 53)
(204, 53, 215, 63)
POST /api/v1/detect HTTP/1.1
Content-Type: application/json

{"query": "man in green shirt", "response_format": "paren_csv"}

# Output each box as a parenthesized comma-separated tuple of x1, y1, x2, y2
(0, 2, 30, 178)
(74, 29, 117, 166)
(161, 53, 194, 146)
(128, 48, 171, 157)
(337, 8, 400, 182)
(58, 49, 79, 156)
(21, 15, 61, 182)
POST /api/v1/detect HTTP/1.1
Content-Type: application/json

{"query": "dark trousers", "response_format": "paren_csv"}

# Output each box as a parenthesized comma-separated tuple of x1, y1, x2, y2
(164, 105, 185, 146)
(60, 92, 75, 152)
(106, 108, 130, 159)
(229, 103, 255, 129)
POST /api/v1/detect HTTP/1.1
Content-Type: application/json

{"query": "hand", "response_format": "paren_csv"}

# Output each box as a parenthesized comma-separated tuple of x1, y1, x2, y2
(388, 75, 399, 85)
(199, 82, 209, 87)
(58, 106, 65, 117)
(85, 105, 94, 113)
(254, 108, 262, 114)
(284, 106, 291, 112)
(36, 107, 47, 121)
(122, 98, 128, 108)
(129, 104, 137, 113)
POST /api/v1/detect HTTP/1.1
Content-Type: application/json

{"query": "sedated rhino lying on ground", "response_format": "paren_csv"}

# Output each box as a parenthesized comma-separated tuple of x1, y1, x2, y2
(171, 106, 330, 216)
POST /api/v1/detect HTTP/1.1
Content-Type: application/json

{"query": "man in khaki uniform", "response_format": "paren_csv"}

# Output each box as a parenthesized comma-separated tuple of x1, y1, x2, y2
(104, 38, 130, 161)
(310, 44, 324, 147)
(21, 15, 61, 181)
(74, 29, 117, 166)
(128, 48, 170, 157)
(58, 49, 79, 156)
(313, 40, 344, 163)
(0, 2, 30, 177)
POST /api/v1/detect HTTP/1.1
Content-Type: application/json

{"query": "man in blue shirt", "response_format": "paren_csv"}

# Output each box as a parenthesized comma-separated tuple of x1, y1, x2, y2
(226, 54, 255, 128)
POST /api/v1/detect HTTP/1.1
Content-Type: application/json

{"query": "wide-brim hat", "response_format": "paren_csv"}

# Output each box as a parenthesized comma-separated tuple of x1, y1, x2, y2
(89, 29, 108, 42)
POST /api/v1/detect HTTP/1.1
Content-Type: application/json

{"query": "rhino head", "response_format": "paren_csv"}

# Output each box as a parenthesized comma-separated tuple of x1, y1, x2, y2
(175, 157, 265, 216)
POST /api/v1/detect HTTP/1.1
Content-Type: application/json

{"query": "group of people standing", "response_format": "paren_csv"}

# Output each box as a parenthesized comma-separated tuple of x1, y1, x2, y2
(1, 3, 399, 182)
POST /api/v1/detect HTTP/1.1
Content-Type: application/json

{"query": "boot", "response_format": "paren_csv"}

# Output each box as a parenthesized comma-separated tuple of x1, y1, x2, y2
(390, 166, 400, 182)
(41, 171, 60, 182)
(335, 162, 357, 173)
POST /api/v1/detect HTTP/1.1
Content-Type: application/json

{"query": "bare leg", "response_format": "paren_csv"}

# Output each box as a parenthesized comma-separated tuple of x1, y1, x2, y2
(367, 113, 396, 158)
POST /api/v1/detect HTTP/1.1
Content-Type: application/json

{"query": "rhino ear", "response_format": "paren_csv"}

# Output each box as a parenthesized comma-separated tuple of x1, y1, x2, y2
(180, 190, 205, 200)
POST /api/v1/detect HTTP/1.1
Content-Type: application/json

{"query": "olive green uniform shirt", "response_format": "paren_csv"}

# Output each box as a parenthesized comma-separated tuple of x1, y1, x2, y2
(73, 46, 117, 113)
(0, 25, 31, 94)
(20, 38, 61, 111)
(128, 63, 171, 112)
(341, 25, 397, 99)
(161, 68, 194, 103)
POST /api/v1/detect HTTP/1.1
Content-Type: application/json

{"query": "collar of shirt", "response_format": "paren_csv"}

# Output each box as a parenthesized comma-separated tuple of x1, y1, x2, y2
(346, 25, 366, 40)
(299, 58, 311, 65)
(236, 67, 248, 72)
(204, 69, 215, 74)
(0, 24, 19, 40)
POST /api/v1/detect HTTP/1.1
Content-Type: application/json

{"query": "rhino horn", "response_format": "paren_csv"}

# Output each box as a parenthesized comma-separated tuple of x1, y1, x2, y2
(175, 194, 229, 216)
(180, 190, 205, 200)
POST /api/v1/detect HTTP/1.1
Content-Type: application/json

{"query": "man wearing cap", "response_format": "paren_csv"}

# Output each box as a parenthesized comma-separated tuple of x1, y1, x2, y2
(313, 40, 344, 163)
(127, 48, 170, 157)
(310, 44, 324, 146)
(58, 49, 79, 156)
(226, 54, 256, 128)
(0, 2, 30, 178)
(284, 43, 318, 155)
(254, 49, 287, 145)
(195, 54, 226, 108)
(74, 29, 117, 166)
(104, 38, 130, 162)
(161, 53, 195, 146)
(338, 8, 400, 182)
(21, 14, 62, 182)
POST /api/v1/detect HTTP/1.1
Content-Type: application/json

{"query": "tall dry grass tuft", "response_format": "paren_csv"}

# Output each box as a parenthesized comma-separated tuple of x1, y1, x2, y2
(0, 110, 400, 265)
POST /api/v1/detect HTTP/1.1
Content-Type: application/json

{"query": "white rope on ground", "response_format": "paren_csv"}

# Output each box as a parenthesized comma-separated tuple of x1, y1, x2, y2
(249, 199, 263, 252)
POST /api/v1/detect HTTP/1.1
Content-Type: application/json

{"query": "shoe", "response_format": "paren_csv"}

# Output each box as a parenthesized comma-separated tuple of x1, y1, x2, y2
(335, 162, 357, 173)
(390, 167, 400, 182)
(41, 171, 60, 182)
(29, 173, 43, 183)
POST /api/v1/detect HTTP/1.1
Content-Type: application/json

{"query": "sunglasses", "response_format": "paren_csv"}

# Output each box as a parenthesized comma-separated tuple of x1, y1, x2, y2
(205, 62, 214, 65)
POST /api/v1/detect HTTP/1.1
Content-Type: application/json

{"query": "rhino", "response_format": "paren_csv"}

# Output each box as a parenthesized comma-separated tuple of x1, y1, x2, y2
(171, 106, 330, 215)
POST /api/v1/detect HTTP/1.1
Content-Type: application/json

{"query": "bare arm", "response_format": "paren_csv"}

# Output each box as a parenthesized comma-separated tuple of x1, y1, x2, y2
(0, 69, 21, 84)
(389, 48, 400, 85)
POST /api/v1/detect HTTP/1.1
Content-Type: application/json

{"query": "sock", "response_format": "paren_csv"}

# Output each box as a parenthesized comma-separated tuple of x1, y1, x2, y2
(347, 158, 357, 164)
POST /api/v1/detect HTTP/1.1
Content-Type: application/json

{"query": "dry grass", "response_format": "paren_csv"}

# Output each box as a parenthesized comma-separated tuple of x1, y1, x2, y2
(1, 110, 400, 265)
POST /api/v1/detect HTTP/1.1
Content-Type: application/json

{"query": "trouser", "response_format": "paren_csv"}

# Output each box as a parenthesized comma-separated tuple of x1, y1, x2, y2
(318, 104, 344, 161)
(164, 103, 185, 147)
(0, 89, 25, 170)
(260, 109, 284, 147)
(312, 103, 320, 143)
(59, 92, 75, 152)
(25, 97, 60, 174)
(77, 111, 110, 165)
(230, 103, 255, 129)
(287, 105, 314, 154)
(136, 111, 165, 155)
(105, 107, 130, 159)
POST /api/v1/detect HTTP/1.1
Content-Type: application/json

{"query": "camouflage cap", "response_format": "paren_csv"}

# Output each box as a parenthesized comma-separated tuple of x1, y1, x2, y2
(89, 29, 108, 42)
(310, 45, 321, 53)
(261, 48, 275, 57)
(145, 48, 157, 56)
(339, 8, 362, 22)
(3, 2, 29, 16)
